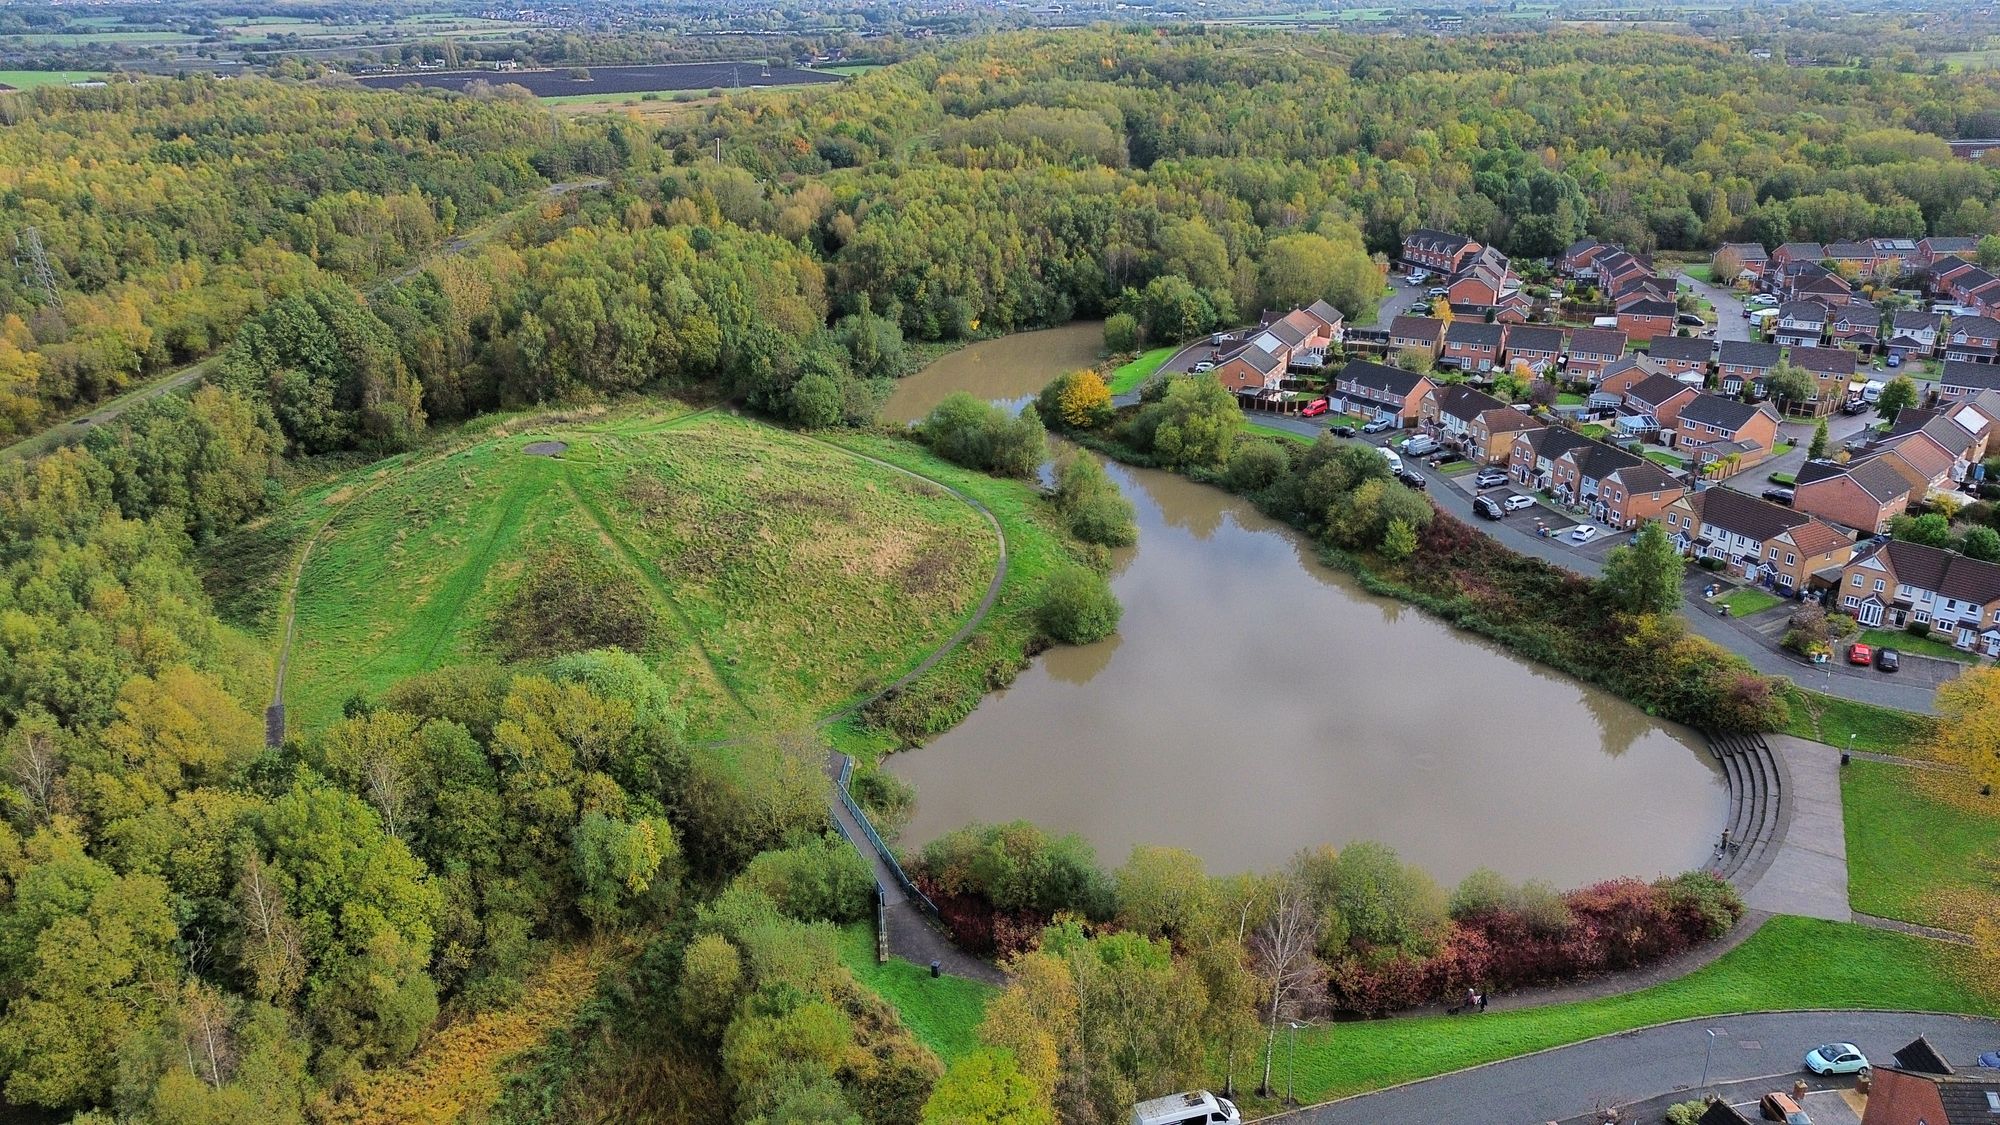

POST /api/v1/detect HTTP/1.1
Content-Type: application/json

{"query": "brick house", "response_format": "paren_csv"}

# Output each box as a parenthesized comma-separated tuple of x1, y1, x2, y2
(1419, 383, 1508, 441)
(1595, 462, 1687, 530)
(1789, 345, 1858, 418)
(1441, 320, 1506, 372)
(1616, 298, 1677, 343)
(1594, 251, 1654, 293)
(1559, 239, 1614, 276)
(1465, 405, 1543, 464)
(1828, 305, 1880, 349)
(1672, 393, 1781, 475)
(1211, 342, 1289, 395)
(1886, 310, 1943, 361)
(1387, 315, 1446, 360)
(1945, 315, 2000, 364)
(1792, 455, 1916, 534)
(1645, 334, 1713, 378)
(1937, 359, 2000, 403)
(1859, 1036, 2000, 1124)
(1401, 228, 1481, 274)
(1331, 359, 1434, 425)
(1715, 242, 1768, 284)
(1774, 300, 1829, 348)
(1916, 236, 1979, 270)
(1503, 325, 1565, 374)
(1838, 540, 2000, 653)
(1446, 246, 1517, 308)
(1771, 242, 1826, 271)
(1877, 406, 1989, 483)
(1790, 269, 1855, 307)
(1526, 430, 1655, 514)
(1624, 372, 1700, 431)
(1716, 341, 1782, 396)
(1564, 327, 1628, 382)
(1595, 354, 1669, 398)
(1662, 487, 1855, 593)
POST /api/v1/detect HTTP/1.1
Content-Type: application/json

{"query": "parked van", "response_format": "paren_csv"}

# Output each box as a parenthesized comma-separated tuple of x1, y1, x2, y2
(1378, 446, 1403, 474)
(1132, 1090, 1241, 1125)
(1401, 434, 1438, 457)
(1861, 379, 1887, 404)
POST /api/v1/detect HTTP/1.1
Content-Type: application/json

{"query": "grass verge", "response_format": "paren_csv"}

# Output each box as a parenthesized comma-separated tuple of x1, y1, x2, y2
(837, 924, 994, 1064)
(1716, 588, 1783, 617)
(1779, 685, 1936, 757)
(1251, 916, 1988, 1112)
(1860, 628, 1980, 665)
(1108, 346, 1176, 394)
(1842, 760, 2000, 933)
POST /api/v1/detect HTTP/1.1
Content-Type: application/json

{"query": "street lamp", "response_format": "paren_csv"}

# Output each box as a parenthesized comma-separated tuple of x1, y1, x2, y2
(1286, 1021, 1306, 1107)
(1700, 1028, 1721, 1090)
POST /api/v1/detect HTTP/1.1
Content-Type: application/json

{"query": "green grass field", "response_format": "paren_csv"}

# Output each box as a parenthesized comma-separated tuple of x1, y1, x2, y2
(1107, 346, 1175, 394)
(1860, 628, 1980, 665)
(1680, 263, 1716, 283)
(1716, 588, 1783, 617)
(819, 64, 886, 76)
(1780, 686, 1937, 756)
(1843, 760, 2000, 933)
(215, 408, 1001, 737)
(837, 924, 995, 1063)
(1251, 916, 1986, 1112)
(0, 70, 107, 90)
(0, 31, 195, 45)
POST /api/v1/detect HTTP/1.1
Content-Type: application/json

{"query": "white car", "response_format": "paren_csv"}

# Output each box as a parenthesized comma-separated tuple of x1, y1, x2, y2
(1805, 1043, 1869, 1075)
(1362, 418, 1397, 434)
(1192, 360, 1215, 372)
(1427, 285, 1450, 297)
(1569, 525, 1600, 544)
(1502, 494, 1536, 512)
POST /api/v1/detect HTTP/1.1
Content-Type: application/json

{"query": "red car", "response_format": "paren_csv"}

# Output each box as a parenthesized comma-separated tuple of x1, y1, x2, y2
(1301, 398, 1330, 418)
(1848, 643, 1873, 666)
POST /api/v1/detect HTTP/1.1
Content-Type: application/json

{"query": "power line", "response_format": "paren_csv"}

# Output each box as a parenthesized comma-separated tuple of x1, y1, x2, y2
(13, 227, 60, 308)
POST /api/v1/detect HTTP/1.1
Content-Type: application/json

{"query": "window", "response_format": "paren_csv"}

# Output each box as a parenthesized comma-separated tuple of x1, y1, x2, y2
(1785, 554, 1796, 566)
(1852, 574, 1863, 587)
(1874, 579, 1886, 592)
(1915, 611, 1931, 625)
(1844, 596, 1860, 609)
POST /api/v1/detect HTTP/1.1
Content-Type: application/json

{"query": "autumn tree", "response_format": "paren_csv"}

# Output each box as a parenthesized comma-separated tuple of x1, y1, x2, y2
(1931, 666, 2000, 797)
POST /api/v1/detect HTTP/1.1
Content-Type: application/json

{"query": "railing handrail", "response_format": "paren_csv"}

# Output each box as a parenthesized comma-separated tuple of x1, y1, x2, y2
(834, 755, 941, 923)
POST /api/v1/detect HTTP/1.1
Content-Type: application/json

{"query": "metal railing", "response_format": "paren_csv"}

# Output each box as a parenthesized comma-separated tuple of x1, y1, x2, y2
(835, 756, 942, 923)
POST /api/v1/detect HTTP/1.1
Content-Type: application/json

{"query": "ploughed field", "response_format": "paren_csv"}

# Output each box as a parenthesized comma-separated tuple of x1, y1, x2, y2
(208, 408, 996, 737)
(354, 62, 846, 97)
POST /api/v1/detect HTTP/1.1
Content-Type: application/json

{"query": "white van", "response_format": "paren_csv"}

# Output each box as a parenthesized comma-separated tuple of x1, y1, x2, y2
(1378, 446, 1403, 473)
(1132, 1090, 1241, 1125)
(1861, 379, 1887, 404)
(1401, 434, 1438, 457)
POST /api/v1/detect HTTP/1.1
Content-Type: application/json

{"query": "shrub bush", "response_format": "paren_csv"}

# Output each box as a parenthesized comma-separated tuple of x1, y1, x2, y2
(1037, 564, 1121, 645)
(1665, 1099, 1710, 1124)
(917, 391, 1047, 477)
(737, 835, 876, 923)
(1037, 369, 1115, 432)
(913, 820, 1112, 954)
(1051, 454, 1137, 547)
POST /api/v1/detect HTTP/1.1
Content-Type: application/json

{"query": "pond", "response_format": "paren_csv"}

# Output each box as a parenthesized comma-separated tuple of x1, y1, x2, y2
(882, 325, 1725, 886)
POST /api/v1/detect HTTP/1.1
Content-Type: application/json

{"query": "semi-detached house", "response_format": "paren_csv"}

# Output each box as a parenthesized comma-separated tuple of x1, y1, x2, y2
(1508, 427, 1685, 528)
(1788, 346, 1858, 418)
(1331, 359, 1434, 425)
(1504, 325, 1565, 374)
(1792, 455, 1917, 534)
(1717, 341, 1782, 396)
(1565, 327, 1627, 382)
(1442, 320, 1506, 372)
(1838, 539, 2000, 654)
(1387, 315, 1446, 360)
(1673, 393, 1781, 476)
(1645, 334, 1713, 378)
(1662, 487, 1855, 594)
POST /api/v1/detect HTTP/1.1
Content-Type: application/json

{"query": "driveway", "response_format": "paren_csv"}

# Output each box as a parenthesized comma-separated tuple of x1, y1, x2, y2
(1268, 1012, 2000, 1125)
(1677, 269, 1752, 343)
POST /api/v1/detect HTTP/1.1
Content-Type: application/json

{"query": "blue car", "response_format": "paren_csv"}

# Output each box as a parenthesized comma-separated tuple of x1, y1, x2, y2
(1805, 1043, 1869, 1075)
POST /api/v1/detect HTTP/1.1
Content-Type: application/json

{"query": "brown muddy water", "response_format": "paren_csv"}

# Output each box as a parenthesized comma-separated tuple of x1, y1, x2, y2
(880, 322, 1108, 425)
(882, 327, 1725, 885)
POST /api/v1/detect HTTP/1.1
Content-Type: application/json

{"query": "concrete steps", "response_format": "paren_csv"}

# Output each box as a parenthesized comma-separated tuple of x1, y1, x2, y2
(1706, 731, 1781, 886)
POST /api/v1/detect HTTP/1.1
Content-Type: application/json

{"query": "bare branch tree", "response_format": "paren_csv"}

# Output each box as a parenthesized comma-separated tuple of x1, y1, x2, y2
(4, 727, 63, 824)
(236, 853, 305, 1004)
(363, 753, 411, 841)
(1252, 874, 1327, 1098)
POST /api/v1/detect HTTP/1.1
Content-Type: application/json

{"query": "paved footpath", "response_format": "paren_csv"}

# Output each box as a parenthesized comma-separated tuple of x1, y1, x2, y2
(1268, 1012, 2000, 1125)
(1742, 736, 1850, 922)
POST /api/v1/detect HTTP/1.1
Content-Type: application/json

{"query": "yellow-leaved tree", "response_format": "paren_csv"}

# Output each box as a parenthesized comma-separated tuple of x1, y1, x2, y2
(1931, 666, 2000, 798)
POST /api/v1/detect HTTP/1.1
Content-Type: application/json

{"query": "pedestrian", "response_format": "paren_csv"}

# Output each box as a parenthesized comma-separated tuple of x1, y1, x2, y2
(1720, 827, 1732, 853)
(1479, 990, 1488, 1012)
(1465, 987, 1477, 1011)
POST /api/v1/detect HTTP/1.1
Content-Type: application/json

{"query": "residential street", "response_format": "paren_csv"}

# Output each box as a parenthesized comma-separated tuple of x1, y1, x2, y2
(1271, 1012, 2000, 1125)
(1676, 268, 1753, 343)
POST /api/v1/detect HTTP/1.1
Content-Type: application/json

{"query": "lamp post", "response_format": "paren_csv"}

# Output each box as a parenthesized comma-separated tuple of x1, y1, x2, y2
(1845, 731, 1856, 766)
(1700, 1028, 1720, 1091)
(1286, 1021, 1305, 1107)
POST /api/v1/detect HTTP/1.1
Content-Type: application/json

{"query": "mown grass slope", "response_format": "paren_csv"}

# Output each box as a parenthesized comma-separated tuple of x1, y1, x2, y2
(228, 409, 999, 736)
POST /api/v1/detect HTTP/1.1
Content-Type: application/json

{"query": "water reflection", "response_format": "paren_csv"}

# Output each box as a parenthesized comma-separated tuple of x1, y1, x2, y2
(880, 322, 1105, 425)
(882, 330, 1725, 886)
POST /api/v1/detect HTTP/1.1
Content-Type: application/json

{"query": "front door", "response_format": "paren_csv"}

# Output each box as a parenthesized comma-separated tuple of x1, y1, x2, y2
(1857, 601, 1884, 627)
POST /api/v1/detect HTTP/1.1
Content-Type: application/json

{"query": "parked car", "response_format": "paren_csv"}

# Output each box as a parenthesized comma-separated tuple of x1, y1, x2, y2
(1401, 434, 1439, 457)
(1840, 399, 1869, 416)
(1427, 285, 1450, 297)
(1398, 469, 1428, 490)
(1328, 424, 1356, 438)
(1676, 313, 1705, 327)
(1301, 398, 1330, 418)
(1886, 353, 1903, 368)
(1847, 644, 1873, 667)
(1473, 495, 1504, 520)
(1474, 468, 1509, 489)
(1804, 1043, 1869, 1076)
(1568, 525, 1599, 544)
(1759, 1091, 1812, 1124)
(1875, 647, 1900, 672)
(1747, 294, 1777, 308)
(1761, 487, 1795, 505)
(1411, 302, 1432, 315)
(1362, 417, 1397, 434)
(1503, 493, 1536, 512)
(1133, 1090, 1241, 1125)
(1408, 270, 1430, 284)
(1192, 360, 1215, 372)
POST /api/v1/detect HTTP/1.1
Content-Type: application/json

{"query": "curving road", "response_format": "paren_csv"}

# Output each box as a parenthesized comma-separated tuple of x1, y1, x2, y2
(1268, 1011, 2000, 1125)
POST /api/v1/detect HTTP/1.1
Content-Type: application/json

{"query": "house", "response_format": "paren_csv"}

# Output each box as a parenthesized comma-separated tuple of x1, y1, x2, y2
(1793, 455, 1916, 533)
(1402, 228, 1481, 275)
(1442, 320, 1507, 372)
(1300, 299, 1347, 340)
(1943, 269, 2000, 318)
(1465, 405, 1543, 464)
(1771, 242, 1827, 270)
(1662, 487, 1854, 593)
(1838, 540, 2000, 654)
(1246, 318, 1311, 366)
(1715, 242, 1768, 284)
(1917, 236, 1979, 270)
(1616, 298, 1677, 343)
(1790, 268, 1855, 307)
(1257, 305, 1341, 366)
(1716, 341, 1783, 396)
(1596, 462, 1687, 530)
(1594, 251, 1655, 294)
(1559, 239, 1616, 276)
(1789, 346, 1859, 417)
(1418, 384, 1508, 440)
(1331, 359, 1434, 425)
(1565, 327, 1628, 382)
(1938, 359, 2000, 402)
(1625, 372, 1701, 431)
(1503, 325, 1565, 374)
(1612, 274, 1677, 308)
(1945, 315, 2000, 364)
(1825, 240, 1880, 275)
(1868, 237, 1921, 274)
(1646, 334, 1713, 378)
(1509, 428, 1664, 525)
(1387, 315, 1446, 360)
(1878, 406, 1989, 482)
(1446, 246, 1518, 308)
(1886, 311, 1943, 360)
(1860, 1035, 2000, 1125)
(1774, 300, 1829, 348)
(1672, 394, 1781, 475)
(1828, 305, 1880, 349)
(1596, 353, 1669, 397)
(1211, 343, 1290, 395)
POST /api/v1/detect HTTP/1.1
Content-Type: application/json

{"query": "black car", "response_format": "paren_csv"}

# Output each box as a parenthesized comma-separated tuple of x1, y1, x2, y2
(1473, 495, 1503, 520)
(1875, 648, 1900, 673)
(1328, 424, 1356, 438)
(1761, 487, 1795, 506)
(1398, 469, 1428, 490)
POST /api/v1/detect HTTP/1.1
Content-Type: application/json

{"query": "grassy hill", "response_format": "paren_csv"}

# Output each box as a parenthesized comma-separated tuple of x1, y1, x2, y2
(216, 408, 1000, 736)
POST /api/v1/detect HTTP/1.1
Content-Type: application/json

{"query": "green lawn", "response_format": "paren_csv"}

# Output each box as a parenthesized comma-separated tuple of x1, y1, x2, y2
(1860, 628, 1981, 665)
(837, 924, 995, 1064)
(1768, 472, 1797, 486)
(1716, 587, 1783, 616)
(1644, 450, 1688, 469)
(1779, 686, 1937, 756)
(1580, 423, 1610, 439)
(1108, 346, 1176, 394)
(819, 64, 886, 76)
(0, 69, 106, 89)
(1556, 392, 1586, 406)
(1248, 419, 1317, 447)
(1842, 760, 2000, 934)
(1253, 916, 1988, 1111)
(1681, 263, 1716, 283)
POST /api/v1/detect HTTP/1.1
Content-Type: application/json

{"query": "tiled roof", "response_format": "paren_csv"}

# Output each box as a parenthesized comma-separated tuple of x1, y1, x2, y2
(1783, 518, 1854, 558)
(1680, 393, 1771, 431)
(1693, 486, 1810, 542)
(1620, 298, 1677, 318)
(1403, 228, 1475, 254)
(1604, 462, 1682, 494)
(1950, 315, 2000, 339)
(1892, 1036, 1955, 1076)
(1720, 241, 1768, 261)
(1570, 328, 1627, 357)
(1921, 236, 1978, 253)
(1432, 384, 1507, 423)
(1305, 299, 1345, 327)
(1338, 359, 1428, 398)
(1627, 373, 1696, 408)
(1389, 315, 1445, 341)
(1776, 241, 1827, 259)
(1873, 539, 2000, 607)
(1778, 299, 1829, 322)
(1790, 346, 1857, 377)
(1647, 335, 1713, 364)
(1893, 310, 1943, 332)
(1718, 341, 1783, 369)
(1476, 406, 1542, 433)
(1445, 320, 1506, 347)
(1505, 325, 1565, 354)
(1840, 455, 1921, 502)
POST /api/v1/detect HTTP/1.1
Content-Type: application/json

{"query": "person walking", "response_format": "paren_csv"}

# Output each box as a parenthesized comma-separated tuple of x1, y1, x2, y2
(1478, 989, 1489, 1012)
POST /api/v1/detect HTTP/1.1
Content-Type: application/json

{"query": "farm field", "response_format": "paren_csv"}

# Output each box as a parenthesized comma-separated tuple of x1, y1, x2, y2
(217, 408, 999, 737)
(355, 61, 845, 98)
(0, 30, 198, 45)
(0, 69, 106, 89)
